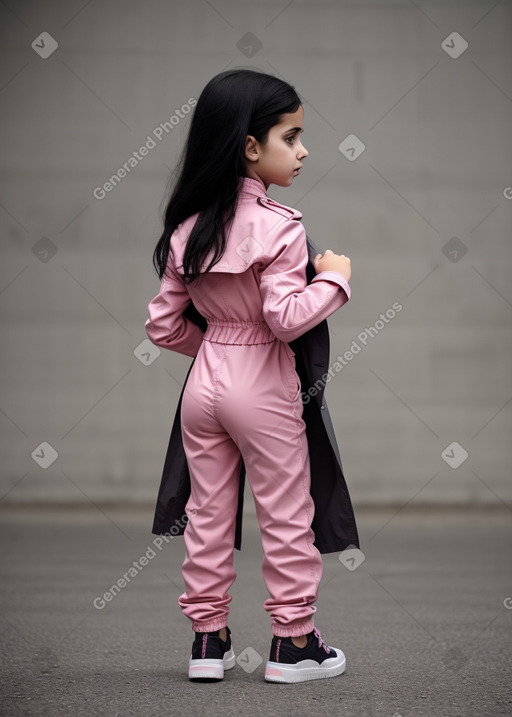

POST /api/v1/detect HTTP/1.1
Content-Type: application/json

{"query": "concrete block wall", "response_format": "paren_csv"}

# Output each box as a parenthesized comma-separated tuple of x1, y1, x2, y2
(1, 0, 511, 509)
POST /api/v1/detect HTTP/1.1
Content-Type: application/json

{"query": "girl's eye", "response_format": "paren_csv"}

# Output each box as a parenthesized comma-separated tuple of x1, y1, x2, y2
(286, 136, 295, 144)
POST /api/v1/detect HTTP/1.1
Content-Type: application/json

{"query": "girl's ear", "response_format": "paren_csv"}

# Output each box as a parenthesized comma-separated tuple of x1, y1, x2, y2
(245, 135, 259, 163)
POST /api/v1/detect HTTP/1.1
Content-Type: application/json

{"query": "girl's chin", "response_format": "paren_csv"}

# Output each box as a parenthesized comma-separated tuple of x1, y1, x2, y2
(270, 177, 294, 188)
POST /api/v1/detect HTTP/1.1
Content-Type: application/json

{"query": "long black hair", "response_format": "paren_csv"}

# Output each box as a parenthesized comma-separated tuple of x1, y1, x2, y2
(152, 69, 302, 282)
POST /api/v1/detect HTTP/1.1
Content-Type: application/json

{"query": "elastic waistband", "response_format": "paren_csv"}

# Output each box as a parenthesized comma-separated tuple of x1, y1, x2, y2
(203, 319, 275, 345)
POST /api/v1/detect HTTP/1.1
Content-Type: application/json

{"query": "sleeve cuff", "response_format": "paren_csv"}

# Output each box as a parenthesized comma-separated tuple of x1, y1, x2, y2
(311, 270, 351, 300)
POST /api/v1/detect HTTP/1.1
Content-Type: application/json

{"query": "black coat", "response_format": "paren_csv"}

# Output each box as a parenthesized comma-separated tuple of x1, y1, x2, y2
(152, 235, 360, 554)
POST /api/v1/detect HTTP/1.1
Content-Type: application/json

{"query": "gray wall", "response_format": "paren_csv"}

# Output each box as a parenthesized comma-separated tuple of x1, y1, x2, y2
(1, 0, 511, 508)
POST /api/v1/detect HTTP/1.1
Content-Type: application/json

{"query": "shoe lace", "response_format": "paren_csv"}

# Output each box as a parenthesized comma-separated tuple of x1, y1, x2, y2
(313, 627, 332, 654)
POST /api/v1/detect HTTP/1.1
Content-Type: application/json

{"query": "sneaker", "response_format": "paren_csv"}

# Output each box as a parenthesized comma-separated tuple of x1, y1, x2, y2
(264, 627, 346, 683)
(188, 626, 236, 680)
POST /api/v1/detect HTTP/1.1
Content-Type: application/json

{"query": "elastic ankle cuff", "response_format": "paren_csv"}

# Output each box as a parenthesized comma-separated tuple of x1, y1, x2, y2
(192, 618, 228, 633)
(271, 619, 315, 638)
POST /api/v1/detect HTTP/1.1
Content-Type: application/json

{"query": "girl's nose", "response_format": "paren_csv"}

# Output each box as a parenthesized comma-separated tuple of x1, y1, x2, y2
(299, 143, 308, 159)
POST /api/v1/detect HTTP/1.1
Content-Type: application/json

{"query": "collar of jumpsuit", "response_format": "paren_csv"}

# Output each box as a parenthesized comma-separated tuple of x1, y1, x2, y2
(239, 174, 267, 197)
(170, 175, 303, 276)
(237, 175, 303, 219)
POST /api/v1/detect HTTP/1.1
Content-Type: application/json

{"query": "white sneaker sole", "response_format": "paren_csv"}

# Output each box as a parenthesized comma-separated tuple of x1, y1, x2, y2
(189, 647, 236, 680)
(264, 648, 346, 683)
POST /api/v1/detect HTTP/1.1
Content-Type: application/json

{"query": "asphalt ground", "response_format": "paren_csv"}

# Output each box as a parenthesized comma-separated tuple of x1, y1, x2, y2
(0, 505, 511, 717)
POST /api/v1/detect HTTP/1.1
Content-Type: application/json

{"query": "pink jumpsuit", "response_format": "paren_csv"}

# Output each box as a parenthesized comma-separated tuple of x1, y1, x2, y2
(145, 176, 351, 637)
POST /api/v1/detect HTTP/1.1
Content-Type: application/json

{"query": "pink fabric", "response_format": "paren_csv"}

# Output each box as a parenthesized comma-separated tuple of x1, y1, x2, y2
(145, 175, 351, 637)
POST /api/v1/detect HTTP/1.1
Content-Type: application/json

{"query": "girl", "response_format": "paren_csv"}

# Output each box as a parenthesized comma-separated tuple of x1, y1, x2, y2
(146, 69, 357, 683)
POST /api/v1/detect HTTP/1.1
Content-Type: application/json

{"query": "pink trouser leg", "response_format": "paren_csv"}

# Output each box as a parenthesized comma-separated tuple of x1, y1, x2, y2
(233, 388, 323, 637)
(178, 395, 241, 633)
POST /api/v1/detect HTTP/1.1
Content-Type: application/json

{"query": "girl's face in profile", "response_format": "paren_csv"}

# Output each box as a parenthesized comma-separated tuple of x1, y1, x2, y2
(244, 105, 309, 190)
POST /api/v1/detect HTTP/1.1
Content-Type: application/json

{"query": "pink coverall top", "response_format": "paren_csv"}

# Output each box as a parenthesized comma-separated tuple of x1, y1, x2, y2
(145, 176, 351, 355)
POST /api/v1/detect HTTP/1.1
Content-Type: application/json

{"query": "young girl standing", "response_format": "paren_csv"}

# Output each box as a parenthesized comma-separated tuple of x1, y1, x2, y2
(146, 69, 356, 683)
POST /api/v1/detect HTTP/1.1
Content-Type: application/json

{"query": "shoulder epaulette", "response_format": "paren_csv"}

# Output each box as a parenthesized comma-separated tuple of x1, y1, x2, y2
(257, 196, 302, 220)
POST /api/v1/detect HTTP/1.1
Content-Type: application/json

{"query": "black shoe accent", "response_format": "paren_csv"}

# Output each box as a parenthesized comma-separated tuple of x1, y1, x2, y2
(268, 628, 337, 665)
(191, 626, 232, 661)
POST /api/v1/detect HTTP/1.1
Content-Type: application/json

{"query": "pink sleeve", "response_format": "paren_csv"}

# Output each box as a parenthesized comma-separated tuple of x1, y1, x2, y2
(145, 263, 204, 358)
(259, 219, 350, 343)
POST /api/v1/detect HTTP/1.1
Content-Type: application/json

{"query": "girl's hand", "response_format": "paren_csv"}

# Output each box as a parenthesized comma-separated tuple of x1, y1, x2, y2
(313, 249, 351, 282)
